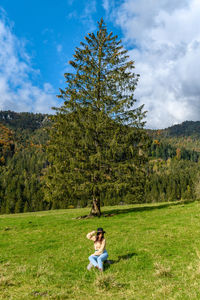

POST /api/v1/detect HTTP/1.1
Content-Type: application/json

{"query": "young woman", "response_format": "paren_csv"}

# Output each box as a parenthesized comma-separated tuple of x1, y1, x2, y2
(86, 228, 108, 272)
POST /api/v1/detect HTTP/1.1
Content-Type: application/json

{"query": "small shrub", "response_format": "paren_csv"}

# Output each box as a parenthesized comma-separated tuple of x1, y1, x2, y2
(67, 205, 74, 209)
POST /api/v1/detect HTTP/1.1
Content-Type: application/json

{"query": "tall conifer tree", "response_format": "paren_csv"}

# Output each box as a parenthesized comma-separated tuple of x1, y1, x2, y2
(44, 19, 148, 216)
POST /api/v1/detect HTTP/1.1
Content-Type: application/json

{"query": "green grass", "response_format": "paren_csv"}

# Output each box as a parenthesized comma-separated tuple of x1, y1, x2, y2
(1, 201, 200, 299)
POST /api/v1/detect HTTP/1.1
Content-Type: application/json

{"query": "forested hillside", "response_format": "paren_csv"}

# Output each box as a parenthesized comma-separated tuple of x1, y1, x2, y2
(163, 121, 200, 137)
(0, 111, 49, 213)
(0, 111, 199, 214)
(0, 110, 49, 130)
(149, 121, 200, 152)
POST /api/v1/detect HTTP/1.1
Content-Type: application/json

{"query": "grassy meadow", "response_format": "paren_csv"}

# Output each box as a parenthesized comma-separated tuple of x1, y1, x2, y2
(1, 201, 200, 299)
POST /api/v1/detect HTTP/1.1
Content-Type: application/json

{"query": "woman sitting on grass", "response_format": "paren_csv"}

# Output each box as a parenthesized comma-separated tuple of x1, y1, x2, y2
(86, 228, 108, 272)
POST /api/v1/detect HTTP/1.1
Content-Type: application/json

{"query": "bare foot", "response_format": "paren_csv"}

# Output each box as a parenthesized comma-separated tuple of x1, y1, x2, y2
(95, 266, 103, 272)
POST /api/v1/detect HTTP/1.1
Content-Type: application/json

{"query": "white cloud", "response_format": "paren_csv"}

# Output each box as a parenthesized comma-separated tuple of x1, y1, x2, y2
(102, 0, 109, 13)
(56, 44, 63, 53)
(67, 0, 97, 32)
(106, 0, 200, 128)
(81, 0, 96, 31)
(0, 9, 59, 114)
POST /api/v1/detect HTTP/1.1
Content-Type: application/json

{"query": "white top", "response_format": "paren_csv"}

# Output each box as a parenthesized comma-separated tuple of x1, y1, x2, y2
(86, 231, 106, 256)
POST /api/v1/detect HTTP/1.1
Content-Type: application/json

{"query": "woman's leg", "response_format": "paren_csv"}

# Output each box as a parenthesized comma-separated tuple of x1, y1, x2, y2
(89, 255, 98, 267)
(97, 251, 108, 270)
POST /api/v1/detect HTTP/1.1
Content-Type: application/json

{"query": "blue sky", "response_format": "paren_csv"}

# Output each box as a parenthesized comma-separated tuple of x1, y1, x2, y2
(0, 0, 200, 128)
(0, 0, 121, 98)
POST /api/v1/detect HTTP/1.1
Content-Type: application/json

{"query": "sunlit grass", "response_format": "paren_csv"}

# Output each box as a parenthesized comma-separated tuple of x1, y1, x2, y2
(0, 201, 200, 299)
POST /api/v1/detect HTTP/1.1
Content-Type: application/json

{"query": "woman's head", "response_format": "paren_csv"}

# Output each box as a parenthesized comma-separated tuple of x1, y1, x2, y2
(95, 228, 105, 242)
(97, 232, 103, 239)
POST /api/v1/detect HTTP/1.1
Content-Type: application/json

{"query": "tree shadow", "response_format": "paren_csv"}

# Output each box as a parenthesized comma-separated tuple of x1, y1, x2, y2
(102, 200, 195, 218)
(104, 252, 137, 270)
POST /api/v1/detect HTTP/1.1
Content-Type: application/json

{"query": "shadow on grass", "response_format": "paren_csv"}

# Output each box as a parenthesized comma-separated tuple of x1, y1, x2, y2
(104, 252, 137, 271)
(102, 199, 195, 218)
(77, 199, 195, 219)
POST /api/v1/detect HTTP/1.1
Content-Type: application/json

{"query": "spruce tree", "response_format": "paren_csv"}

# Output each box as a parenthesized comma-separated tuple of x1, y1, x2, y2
(44, 19, 148, 216)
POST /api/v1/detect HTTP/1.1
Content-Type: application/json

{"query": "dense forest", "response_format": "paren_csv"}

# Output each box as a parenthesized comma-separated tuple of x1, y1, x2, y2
(0, 111, 200, 214)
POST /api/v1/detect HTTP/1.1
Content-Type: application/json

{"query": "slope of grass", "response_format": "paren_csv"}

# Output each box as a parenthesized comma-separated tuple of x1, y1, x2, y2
(1, 201, 200, 299)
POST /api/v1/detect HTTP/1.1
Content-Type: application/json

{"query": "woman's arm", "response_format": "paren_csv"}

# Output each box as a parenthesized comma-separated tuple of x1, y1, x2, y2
(86, 231, 96, 241)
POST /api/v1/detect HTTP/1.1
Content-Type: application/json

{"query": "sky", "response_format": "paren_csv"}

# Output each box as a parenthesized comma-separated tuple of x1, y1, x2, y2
(0, 0, 200, 129)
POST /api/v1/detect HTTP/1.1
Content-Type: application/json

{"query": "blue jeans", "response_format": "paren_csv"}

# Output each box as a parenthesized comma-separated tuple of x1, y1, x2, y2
(89, 250, 108, 270)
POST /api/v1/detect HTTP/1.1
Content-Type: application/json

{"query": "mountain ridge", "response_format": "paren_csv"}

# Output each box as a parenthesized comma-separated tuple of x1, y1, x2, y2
(1, 110, 200, 137)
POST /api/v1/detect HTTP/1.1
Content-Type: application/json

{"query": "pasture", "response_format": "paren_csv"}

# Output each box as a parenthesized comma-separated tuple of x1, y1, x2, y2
(0, 201, 200, 299)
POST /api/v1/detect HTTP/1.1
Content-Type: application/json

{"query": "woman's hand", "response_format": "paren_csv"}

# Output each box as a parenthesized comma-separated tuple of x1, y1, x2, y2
(86, 231, 96, 240)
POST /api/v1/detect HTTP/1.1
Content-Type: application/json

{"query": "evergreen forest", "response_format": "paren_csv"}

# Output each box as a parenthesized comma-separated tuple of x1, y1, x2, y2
(0, 110, 200, 214)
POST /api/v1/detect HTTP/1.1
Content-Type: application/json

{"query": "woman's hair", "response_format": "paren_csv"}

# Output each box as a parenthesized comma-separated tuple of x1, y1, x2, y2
(95, 232, 104, 243)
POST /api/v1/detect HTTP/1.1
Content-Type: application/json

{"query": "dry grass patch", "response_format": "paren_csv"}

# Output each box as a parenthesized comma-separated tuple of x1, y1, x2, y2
(155, 282, 174, 298)
(154, 262, 172, 278)
(0, 275, 15, 287)
(188, 249, 200, 280)
(35, 265, 54, 278)
(94, 273, 126, 291)
(0, 262, 16, 287)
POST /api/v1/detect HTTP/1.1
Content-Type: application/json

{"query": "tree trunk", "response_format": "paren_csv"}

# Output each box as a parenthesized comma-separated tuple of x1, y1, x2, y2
(90, 197, 101, 217)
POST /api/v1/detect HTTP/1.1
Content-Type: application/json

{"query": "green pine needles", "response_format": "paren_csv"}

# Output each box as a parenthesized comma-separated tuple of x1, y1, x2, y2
(44, 19, 149, 216)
